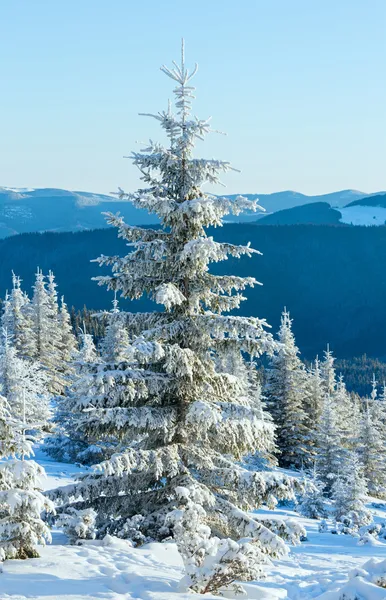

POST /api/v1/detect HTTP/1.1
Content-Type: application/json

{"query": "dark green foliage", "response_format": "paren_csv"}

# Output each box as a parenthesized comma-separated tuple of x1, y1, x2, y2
(334, 355, 386, 397)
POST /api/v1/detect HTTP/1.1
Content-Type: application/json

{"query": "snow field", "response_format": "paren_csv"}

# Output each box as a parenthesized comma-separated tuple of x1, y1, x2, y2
(2, 452, 386, 600)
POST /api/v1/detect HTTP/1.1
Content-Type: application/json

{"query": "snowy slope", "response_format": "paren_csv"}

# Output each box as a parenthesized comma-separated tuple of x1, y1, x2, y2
(2, 448, 386, 600)
(339, 205, 386, 226)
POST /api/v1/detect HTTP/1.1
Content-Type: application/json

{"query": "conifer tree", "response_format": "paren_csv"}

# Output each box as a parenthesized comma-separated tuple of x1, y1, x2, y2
(46, 271, 66, 394)
(303, 357, 325, 455)
(331, 453, 371, 527)
(265, 309, 310, 468)
(99, 295, 130, 363)
(31, 270, 64, 395)
(315, 394, 349, 495)
(320, 345, 336, 397)
(58, 296, 78, 381)
(0, 393, 54, 560)
(334, 374, 355, 449)
(50, 45, 302, 581)
(0, 329, 50, 430)
(358, 388, 386, 499)
(44, 328, 105, 464)
(1, 273, 36, 360)
(297, 469, 327, 519)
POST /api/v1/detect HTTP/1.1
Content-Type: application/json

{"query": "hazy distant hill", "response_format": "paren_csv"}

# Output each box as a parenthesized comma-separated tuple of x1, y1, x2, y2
(0, 187, 156, 238)
(346, 193, 386, 208)
(0, 187, 370, 236)
(255, 194, 386, 226)
(225, 189, 367, 219)
(258, 202, 342, 225)
(1, 224, 386, 359)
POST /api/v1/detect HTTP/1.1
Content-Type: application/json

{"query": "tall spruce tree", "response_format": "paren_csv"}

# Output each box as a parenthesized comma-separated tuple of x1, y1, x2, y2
(265, 309, 310, 468)
(46, 271, 66, 394)
(358, 382, 386, 499)
(31, 270, 65, 395)
(303, 357, 325, 456)
(315, 394, 349, 495)
(1, 273, 36, 360)
(58, 296, 78, 382)
(50, 45, 302, 580)
(320, 345, 336, 397)
(334, 374, 354, 449)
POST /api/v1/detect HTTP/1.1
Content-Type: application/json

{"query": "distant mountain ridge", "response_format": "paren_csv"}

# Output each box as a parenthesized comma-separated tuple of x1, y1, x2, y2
(0, 186, 374, 237)
(346, 193, 386, 208)
(258, 202, 342, 225)
(226, 189, 367, 217)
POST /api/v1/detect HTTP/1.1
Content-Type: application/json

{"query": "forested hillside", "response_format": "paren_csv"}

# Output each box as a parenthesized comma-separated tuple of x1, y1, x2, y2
(0, 223, 386, 358)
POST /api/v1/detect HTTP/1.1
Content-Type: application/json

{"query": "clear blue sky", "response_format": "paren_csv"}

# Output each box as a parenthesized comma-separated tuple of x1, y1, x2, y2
(1, 0, 385, 195)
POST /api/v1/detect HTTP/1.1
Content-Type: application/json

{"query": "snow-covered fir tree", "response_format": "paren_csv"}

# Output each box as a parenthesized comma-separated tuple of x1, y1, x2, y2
(168, 485, 275, 595)
(333, 374, 354, 448)
(265, 309, 310, 469)
(57, 296, 78, 381)
(43, 328, 108, 465)
(296, 469, 327, 519)
(0, 393, 54, 560)
(1, 273, 36, 360)
(320, 345, 336, 398)
(0, 329, 50, 431)
(358, 384, 386, 499)
(331, 452, 371, 527)
(303, 357, 325, 455)
(45, 271, 67, 394)
(50, 45, 303, 586)
(77, 326, 99, 364)
(31, 269, 58, 393)
(315, 393, 349, 495)
(99, 294, 130, 363)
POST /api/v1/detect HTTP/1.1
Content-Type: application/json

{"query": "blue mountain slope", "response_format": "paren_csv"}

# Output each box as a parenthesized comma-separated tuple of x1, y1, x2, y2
(257, 202, 342, 225)
(0, 188, 156, 238)
(345, 193, 386, 208)
(0, 187, 371, 237)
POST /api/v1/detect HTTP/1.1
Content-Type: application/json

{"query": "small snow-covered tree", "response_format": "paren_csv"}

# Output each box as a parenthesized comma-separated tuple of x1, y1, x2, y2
(333, 374, 354, 448)
(320, 345, 336, 397)
(331, 453, 371, 527)
(296, 469, 327, 519)
(50, 45, 302, 584)
(99, 295, 130, 363)
(46, 271, 67, 394)
(0, 329, 50, 431)
(265, 309, 310, 468)
(315, 394, 349, 495)
(1, 273, 36, 360)
(31, 269, 63, 394)
(358, 391, 386, 499)
(44, 328, 106, 464)
(303, 357, 325, 455)
(31, 268, 51, 360)
(0, 394, 54, 560)
(58, 296, 78, 380)
(169, 486, 279, 596)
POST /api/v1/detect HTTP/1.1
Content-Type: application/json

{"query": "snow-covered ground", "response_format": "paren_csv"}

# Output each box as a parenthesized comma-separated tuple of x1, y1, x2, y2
(2, 449, 386, 600)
